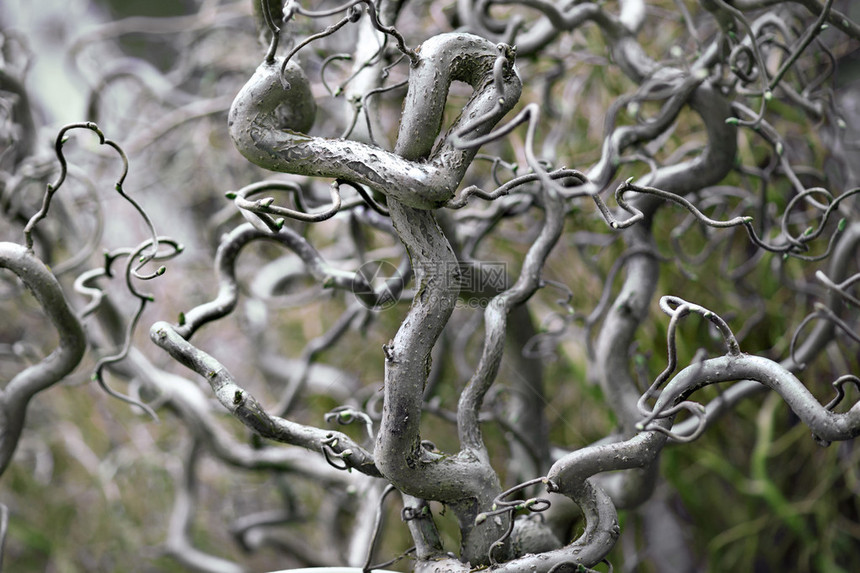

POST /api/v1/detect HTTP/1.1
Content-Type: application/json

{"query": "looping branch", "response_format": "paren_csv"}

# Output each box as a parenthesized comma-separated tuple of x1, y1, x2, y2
(447, 168, 586, 209)
(88, 236, 183, 420)
(283, 0, 418, 65)
(823, 375, 860, 413)
(362, 484, 399, 571)
(635, 352, 860, 447)
(23, 122, 160, 269)
(600, 178, 754, 230)
(74, 237, 182, 319)
(325, 405, 375, 442)
(741, 187, 858, 260)
(475, 477, 552, 565)
(228, 33, 522, 209)
(321, 435, 354, 471)
(171, 222, 403, 340)
(228, 179, 342, 230)
(452, 102, 589, 207)
(635, 296, 741, 441)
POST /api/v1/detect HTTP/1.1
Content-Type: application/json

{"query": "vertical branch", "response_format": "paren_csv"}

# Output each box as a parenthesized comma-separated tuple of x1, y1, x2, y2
(457, 187, 565, 452)
(0, 242, 86, 475)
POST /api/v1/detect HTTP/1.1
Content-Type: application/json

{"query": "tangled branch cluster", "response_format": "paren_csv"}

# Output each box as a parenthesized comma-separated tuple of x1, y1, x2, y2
(2, 0, 860, 571)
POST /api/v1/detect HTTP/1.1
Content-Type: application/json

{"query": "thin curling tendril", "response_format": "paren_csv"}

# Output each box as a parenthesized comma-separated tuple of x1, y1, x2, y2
(23, 122, 161, 272)
(90, 237, 183, 421)
(635, 296, 740, 441)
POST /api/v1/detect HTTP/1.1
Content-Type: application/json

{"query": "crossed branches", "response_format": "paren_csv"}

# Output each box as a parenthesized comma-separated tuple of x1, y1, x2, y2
(152, 0, 860, 570)
(4, 0, 859, 571)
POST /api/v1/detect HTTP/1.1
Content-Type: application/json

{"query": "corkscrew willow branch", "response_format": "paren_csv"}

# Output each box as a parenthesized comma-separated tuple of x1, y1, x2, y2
(634, 296, 741, 442)
(447, 168, 586, 209)
(457, 181, 565, 453)
(169, 222, 401, 341)
(451, 90, 591, 206)
(325, 36, 391, 101)
(73, 237, 183, 319)
(258, 0, 281, 63)
(338, 179, 390, 217)
(637, 353, 860, 446)
(280, 13, 353, 79)
(767, 0, 834, 92)
(474, 477, 552, 565)
(228, 33, 522, 210)
(600, 178, 754, 230)
(0, 242, 86, 475)
(283, 0, 418, 65)
(325, 405, 374, 442)
(823, 376, 860, 413)
(740, 187, 858, 260)
(709, 0, 770, 126)
(362, 484, 398, 572)
(23, 122, 160, 271)
(228, 179, 342, 230)
(45, 165, 104, 277)
(90, 237, 183, 421)
(149, 321, 380, 476)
